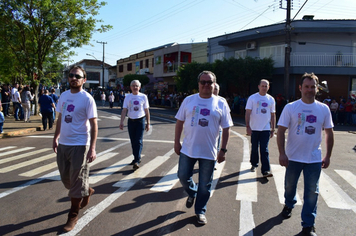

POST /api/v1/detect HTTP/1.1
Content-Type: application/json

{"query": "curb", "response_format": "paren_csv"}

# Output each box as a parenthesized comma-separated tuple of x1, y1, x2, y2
(0, 126, 42, 139)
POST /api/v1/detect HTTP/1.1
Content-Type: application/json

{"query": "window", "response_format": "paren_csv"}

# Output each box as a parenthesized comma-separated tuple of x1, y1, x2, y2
(140, 60, 143, 69)
(119, 65, 123, 72)
(155, 56, 161, 65)
(260, 44, 285, 67)
(145, 59, 149, 68)
(235, 50, 246, 59)
(127, 63, 132, 71)
(212, 52, 224, 61)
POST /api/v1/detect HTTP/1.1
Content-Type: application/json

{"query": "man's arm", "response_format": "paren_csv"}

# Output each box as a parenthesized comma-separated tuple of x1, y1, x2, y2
(270, 112, 276, 138)
(217, 127, 230, 163)
(322, 128, 334, 169)
(277, 125, 289, 167)
(174, 120, 184, 155)
(144, 108, 150, 131)
(53, 113, 62, 153)
(119, 108, 127, 130)
(245, 109, 252, 135)
(86, 118, 98, 163)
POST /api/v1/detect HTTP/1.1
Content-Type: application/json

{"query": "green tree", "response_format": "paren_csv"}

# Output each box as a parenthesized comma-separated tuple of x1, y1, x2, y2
(0, 0, 112, 113)
(123, 74, 150, 87)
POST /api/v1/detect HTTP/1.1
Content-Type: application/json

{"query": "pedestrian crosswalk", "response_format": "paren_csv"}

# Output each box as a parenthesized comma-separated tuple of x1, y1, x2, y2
(0, 144, 355, 214)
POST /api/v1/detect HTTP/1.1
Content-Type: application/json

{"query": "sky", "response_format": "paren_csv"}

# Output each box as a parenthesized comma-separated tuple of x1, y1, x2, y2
(70, 0, 356, 66)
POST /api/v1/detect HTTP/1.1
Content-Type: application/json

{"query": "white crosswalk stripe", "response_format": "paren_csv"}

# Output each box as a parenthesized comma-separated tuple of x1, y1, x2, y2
(0, 148, 51, 165)
(0, 146, 16, 151)
(335, 169, 356, 190)
(0, 147, 35, 157)
(0, 153, 56, 173)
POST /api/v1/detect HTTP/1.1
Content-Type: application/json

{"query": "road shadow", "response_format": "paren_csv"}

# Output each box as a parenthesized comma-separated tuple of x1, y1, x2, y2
(252, 212, 285, 235)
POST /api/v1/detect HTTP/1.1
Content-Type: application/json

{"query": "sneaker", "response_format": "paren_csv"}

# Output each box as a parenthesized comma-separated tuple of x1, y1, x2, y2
(133, 163, 139, 170)
(301, 226, 317, 236)
(250, 166, 256, 172)
(186, 196, 195, 208)
(129, 160, 135, 165)
(196, 214, 207, 225)
(281, 205, 292, 219)
(262, 171, 273, 177)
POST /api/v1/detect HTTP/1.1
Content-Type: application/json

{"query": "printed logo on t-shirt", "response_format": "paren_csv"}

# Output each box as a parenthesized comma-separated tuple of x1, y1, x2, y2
(199, 118, 209, 127)
(191, 106, 211, 127)
(306, 115, 317, 123)
(296, 113, 306, 135)
(200, 108, 210, 116)
(256, 100, 269, 114)
(64, 103, 75, 123)
(305, 126, 316, 134)
(297, 113, 317, 135)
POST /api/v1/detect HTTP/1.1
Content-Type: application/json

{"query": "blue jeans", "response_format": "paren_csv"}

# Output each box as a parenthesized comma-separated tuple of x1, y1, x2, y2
(284, 161, 322, 227)
(2, 103, 9, 116)
(250, 130, 271, 173)
(13, 102, 24, 120)
(0, 122, 3, 133)
(128, 117, 145, 163)
(177, 152, 215, 215)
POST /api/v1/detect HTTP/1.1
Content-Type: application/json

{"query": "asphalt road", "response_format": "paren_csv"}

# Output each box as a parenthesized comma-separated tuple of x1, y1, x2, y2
(0, 107, 355, 236)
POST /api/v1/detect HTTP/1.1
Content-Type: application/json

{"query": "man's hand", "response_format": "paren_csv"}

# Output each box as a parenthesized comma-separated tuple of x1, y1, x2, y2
(119, 123, 124, 130)
(52, 139, 58, 153)
(174, 142, 181, 155)
(246, 126, 252, 136)
(86, 149, 97, 163)
(279, 153, 289, 167)
(322, 156, 330, 169)
(217, 150, 226, 163)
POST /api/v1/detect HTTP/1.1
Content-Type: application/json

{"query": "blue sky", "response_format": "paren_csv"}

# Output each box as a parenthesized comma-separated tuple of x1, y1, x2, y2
(70, 0, 356, 66)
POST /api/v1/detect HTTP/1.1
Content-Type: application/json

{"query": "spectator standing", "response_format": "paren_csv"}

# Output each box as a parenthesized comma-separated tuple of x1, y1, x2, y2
(50, 88, 59, 121)
(1, 84, 11, 117)
(337, 99, 346, 125)
(119, 80, 150, 170)
(38, 90, 55, 130)
(345, 98, 353, 125)
(174, 71, 233, 225)
(21, 86, 34, 122)
(11, 83, 19, 116)
(108, 92, 115, 108)
(277, 73, 334, 236)
(118, 90, 125, 109)
(0, 106, 4, 134)
(245, 79, 276, 177)
(53, 65, 98, 232)
(329, 99, 338, 124)
(101, 91, 106, 107)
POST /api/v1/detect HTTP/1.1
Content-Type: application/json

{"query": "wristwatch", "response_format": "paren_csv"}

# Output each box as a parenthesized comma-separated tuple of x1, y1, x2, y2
(220, 148, 227, 153)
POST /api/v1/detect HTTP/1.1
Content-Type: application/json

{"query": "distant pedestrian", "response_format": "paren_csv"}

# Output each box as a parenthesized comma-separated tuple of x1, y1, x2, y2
(119, 80, 150, 170)
(1, 84, 10, 117)
(245, 79, 276, 177)
(108, 92, 115, 108)
(101, 91, 106, 107)
(50, 88, 59, 121)
(38, 90, 55, 130)
(119, 90, 125, 109)
(277, 72, 334, 236)
(0, 106, 4, 134)
(53, 65, 98, 232)
(21, 86, 34, 122)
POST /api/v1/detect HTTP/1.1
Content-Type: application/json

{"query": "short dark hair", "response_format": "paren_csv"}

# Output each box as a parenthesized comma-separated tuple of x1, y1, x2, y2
(69, 65, 86, 79)
(197, 71, 217, 83)
(300, 72, 319, 85)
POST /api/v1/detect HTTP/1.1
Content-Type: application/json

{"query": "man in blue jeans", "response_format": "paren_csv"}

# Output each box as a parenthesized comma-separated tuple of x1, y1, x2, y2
(277, 73, 334, 236)
(174, 71, 233, 225)
(245, 79, 276, 177)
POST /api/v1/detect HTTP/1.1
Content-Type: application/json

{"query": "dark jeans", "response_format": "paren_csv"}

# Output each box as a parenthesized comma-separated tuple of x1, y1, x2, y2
(128, 117, 145, 163)
(14, 102, 24, 120)
(250, 130, 271, 173)
(41, 111, 53, 130)
(2, 103, 9, 116)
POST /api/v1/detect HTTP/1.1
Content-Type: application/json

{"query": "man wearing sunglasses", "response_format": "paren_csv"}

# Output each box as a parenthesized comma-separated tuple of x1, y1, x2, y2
(174, 71, 233, 225)
(53, 65, 98, 232)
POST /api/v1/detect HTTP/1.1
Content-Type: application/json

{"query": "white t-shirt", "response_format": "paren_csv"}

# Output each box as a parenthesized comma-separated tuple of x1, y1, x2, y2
(277, 99, 333, 163)
(245, 92, 276, 131)
(11, 88, 18, 102)
(175, 94, 233, 160)
(56, 90, 97, 146)
(123, 93, 149, 119)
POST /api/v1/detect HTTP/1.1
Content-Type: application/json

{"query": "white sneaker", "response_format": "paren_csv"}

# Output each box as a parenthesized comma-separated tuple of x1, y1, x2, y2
(196, 214, 207, 225)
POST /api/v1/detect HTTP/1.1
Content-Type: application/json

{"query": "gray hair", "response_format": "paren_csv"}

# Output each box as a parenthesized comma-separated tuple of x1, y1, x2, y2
(130, 80, 141, 87)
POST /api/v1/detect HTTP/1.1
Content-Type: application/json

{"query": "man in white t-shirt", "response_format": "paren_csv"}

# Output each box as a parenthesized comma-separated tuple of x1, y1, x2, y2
(53, 65, 98, 232)
(277, 73, 334, 236)
(174, 71, 233, 225)
(245, 79, 276, 177)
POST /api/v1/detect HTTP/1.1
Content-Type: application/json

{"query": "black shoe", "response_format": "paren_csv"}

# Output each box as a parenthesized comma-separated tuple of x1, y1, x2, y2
(302, 226, 317, 236)
(250, 166, 256, 172)
(186, 196, 195, 208)
(129, 160, 141, 165)
(281, 205, 292, 219)
(133, 163, 139, 170)
(262, 171, 273, 177)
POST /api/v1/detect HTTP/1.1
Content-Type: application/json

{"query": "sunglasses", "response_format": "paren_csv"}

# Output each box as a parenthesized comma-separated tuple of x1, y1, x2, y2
(69, 73, 84, 79)
(199, 80, 213, 85)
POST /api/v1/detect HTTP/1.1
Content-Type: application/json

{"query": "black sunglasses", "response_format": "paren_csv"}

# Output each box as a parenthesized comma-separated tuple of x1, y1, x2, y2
(69, 73, 84, 79)
(199, 80, 213, 85)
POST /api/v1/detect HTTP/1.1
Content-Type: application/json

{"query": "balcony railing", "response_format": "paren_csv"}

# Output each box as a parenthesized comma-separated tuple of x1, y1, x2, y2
(290, 53, 356, 67)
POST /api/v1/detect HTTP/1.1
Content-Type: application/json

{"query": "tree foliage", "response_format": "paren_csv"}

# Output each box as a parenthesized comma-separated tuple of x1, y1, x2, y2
(0, 0, 112, 113)
(175, 57, 274, 94)
(123, 74, 150, 87)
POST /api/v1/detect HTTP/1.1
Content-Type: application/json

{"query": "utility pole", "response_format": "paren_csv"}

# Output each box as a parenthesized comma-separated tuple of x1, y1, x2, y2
(281, 0, 292, 99)
(97, 41, 107, 87)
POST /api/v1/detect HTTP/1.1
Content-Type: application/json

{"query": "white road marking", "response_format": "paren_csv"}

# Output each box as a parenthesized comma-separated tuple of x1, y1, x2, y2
(211, 161, 225, 197)
(150, 164, 179, 192)
(98, 115, 121, 120)
(231, 130, 249, 161)
(236, 162, 257, 202)
(319, 171, 356, 213)
(335, 169, 356, 190)
(20, 162, 58, 177)
(0, 148, 51, 165)
(0, 146, 16, 151)
(0, 153, 56, 173)
(239, 200, 255, 236)
(270, 164, 302, 205)
(0, 147, 35, 157)
(65, 154, 174, 235)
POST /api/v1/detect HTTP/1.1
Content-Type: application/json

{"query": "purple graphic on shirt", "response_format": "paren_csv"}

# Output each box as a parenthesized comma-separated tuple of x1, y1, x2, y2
(133, 100, 139, 105)
(200, 108, 210, 116)
(261, 108, 267, 114)
(306, 115, 317, 123)
(67, 104, 75, 112)
(262, 102, 268, 107)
